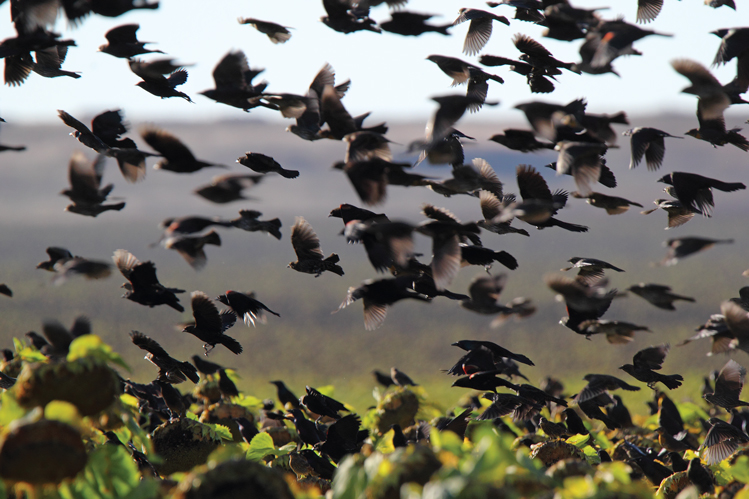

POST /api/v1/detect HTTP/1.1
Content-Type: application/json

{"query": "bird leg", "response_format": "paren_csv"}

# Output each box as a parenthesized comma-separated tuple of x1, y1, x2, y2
(203, 343, 215, 356)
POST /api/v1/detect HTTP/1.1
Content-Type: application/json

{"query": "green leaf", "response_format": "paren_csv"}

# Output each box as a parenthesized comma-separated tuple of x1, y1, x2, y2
(0, 390, 26, 427)
(565, 433, 591, 448)
(431, 428, 464, 456)
(595, 461, 632, 485)
(331, 455, 369, 499)
(208, 423, 233, 442)
(67, 335, 131, 372)
(12, 337, 46, 362)
(730, 455, 749, 483)
(245, 432, 277, 461)
(44, 400, 81, 426)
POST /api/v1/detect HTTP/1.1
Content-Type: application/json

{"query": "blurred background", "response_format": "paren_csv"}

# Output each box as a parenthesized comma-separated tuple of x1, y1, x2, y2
(1, 0, 748, 412)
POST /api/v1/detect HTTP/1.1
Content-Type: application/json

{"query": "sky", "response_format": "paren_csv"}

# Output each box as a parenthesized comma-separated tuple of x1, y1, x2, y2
(0, 0, 746, 127)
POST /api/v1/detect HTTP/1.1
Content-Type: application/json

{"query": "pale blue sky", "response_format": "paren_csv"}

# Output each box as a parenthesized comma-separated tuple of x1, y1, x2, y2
(0, 0, 745, 125)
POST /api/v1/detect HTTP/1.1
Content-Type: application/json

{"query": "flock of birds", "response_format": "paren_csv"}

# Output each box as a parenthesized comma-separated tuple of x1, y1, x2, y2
(2, 0, 749, 490)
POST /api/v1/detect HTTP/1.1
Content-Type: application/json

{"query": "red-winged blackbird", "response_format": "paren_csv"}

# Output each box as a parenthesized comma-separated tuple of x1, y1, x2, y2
(181, 291, 240, 355)
(199, 50, 269, 111)
(453, 8, 509, 55)
(554, 141, 608, 197)
(98, 24, 164, 59)
(571, 191, 643, 215)
(687, 457, 715, 495)
(563, 408, 589, 435)
(623, 127, 682, 171)
(129, 58, 192, 102)
(237, 152, 299, 179)
(288, 217, 344, 277)
(704, 359, 749, 410)
(141, 127, 223, 173)
(217, 291, 279, 327)
(286, 63, 350, 140)
(194, 175, 263, 204)
(380, 12, 451, 37)
(451, 370, 519, 392)
(113, 249, 185, 312)
(238, 18, 292, 44)
(130, 331, 199, 384)
(489, 129, 554, 152)
(390, 367, 417, 387)
(513, 33, 580, 75)
(627, 283, 695, 310)
(620, 344, 683, 390)
(513, 165, 588, 233)
(578, 393, 620, 430)
(58, 110, 111, 154)
(672, 59, 730, 121)
(335, 276, 429, 330)
(588, 20, 671, 69)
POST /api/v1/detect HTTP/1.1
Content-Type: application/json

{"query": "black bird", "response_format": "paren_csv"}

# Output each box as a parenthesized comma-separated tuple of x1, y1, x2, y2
(229, 210, 282, 239)
(98, 24, 164, 58)
(321, 0, 381, 34)
(391, 424, 407, 448)
(316, 414, 364, 464)
(300, 386, 347, 420)
(381, 12, 451, 37)
(335, 276, 430, 330)
(701, 418, 749, 465)
(512, 165, 588, 233)
(288, 217, 344, 277)
(164, 230, 221, 271)
(571, 191, 643, 215)
(573, 374, 640, 404)
(704, 359, 749, 410)
(619, 344, 683, 390)
(627, 283, 695, 311)
(451, 339, 534, 369)
(391, 367, 418, 387)
(155, 215, 233, 244)
(129, 58, 192, 102)
(61, 151, 125, 217)
(623, 127, 681, 171)
(460, 274, 513, 315)
(561, 257, 624, 286)
(513, 33, 580, 75)
(622, 442, 672, 486)
(238, 18, 292, 44)
(578, 394, 620, 430)
(562, 408, 589, 436)
(658, 171, 745, 217)
(373, 370, 395, 388)
(141, 127, 223, 173)
(270, 381, 300, 410)
(58, 110, 111, 154)
(687, 458, 715, 495)
(217, 291, 279, 327)
(89, 109, 153, 183)
(451, 370, 519, 392)
(286, 408, 325, 446)
(154, 380, 186, 419)
(181, 291, 240, 355)
(237, 152, 299, 178)
(194, 175, 263, 204)
(218, 369, 239, 398)
(113, 249, 185, 312)
(489, 129, 554, 152)
(191, 355, 225, 377)
(658, 237, 734, 267)
(130, 331, 199, 384)
(199, 50, 269, 111)
(0, 284, 11, 297)
(453, 8, 509, 55)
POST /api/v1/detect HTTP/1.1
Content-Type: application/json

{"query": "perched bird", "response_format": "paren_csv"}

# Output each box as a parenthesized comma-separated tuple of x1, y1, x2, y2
(391, 367, 418, 387)
(130, 331, 199, 384)
(217, 291, 279, 327)
(453, 8, 509, 56)
(704, 359, 749, 410)
(623, 127, 681, 171)
(658, 171, 745, 217)
(657, 237, 733, 267)
(113, 249, 185, 312)
(237, 152, 299, 178)
(335, 277, 430, 330)
(141, 127, 223, 173)
(129, 58, 192, 102)
(373, 370, 395, 388)
(700, 418, 749, 464)
(640, 199, 697, 229)
(98, 24, 164, 59)
(300, 386, 347, 420)
(270, 380, 300, 410)
(180, 291, 239, 355)
(687, 458, 715, 495)
(288, 217, 344, 277)
(190, 355, 225, 377)
(164, 230, 221, 271)
(238, 18, 292, 44)
(619, 344, 683, 390)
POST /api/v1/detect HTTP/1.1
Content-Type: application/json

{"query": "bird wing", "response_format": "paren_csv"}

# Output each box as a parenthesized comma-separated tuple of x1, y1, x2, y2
(633, 344, 669, 370)
(191, 291, 223, 335)
(291, 217, 324, 260)
(141, 127, 197, 162)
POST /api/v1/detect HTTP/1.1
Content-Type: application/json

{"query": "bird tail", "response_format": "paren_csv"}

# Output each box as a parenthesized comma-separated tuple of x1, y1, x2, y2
(181, 362, 200, 383)
(262, 219, 283, 239)
(494, 251, 518, 270)
(203, 230, 222, 246)
(608, 111, 628, 124)
(712, 180, 746, 192)
(219, 335, 243, 355)
(660, 374, 683, 390)
(548, 218, 589, 233)
(435, 24, 451, 35)
(279, 168, 300, 179)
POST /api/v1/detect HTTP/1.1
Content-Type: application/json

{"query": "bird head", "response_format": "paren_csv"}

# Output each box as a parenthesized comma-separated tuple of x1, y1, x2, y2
(288, 262, 297, 270)
(685, 129, 700, 139)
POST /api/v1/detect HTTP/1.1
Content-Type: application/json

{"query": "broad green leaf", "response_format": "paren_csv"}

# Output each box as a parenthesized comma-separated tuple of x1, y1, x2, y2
(561, 475, 596, 499)
(331, 455, 369, 499)
(580, 444, 601, 466)
(566, 433, 591, 448)
(245, 432, 277, 461)
(431, 428, 464, 456)
(595, 461, 632, 485)
(12, 337, 46, 362)
(734, 488, 749, 499)
(0, 390, 26, 426)
(67, 335, 130, 371)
